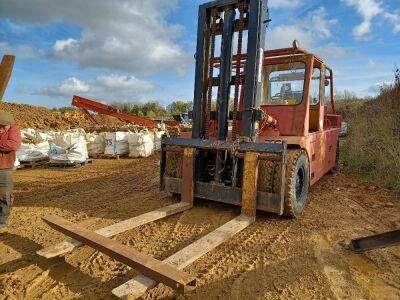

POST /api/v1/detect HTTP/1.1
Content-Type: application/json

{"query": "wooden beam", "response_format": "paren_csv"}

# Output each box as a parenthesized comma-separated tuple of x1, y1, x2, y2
(241, 152, 259, 219)
(112, 215, 254, 299)
(37, 202, 191, 258)
(181, 148, 196, 205)
(0, 55, 15, 101)
(42, 215, 197, 294)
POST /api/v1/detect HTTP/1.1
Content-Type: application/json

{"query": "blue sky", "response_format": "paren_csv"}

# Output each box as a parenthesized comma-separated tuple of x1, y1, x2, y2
(0, 0, 399, 108)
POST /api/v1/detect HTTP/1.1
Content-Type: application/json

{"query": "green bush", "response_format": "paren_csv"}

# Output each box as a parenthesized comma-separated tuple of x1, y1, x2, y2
(338, 80, 400, 193)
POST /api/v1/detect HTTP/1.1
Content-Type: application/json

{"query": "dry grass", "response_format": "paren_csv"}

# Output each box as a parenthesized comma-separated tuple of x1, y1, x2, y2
(336, 83, 400, 193)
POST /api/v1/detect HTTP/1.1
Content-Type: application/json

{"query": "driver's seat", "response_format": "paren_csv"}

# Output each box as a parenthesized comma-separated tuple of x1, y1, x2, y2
(280, 83, 294, 100)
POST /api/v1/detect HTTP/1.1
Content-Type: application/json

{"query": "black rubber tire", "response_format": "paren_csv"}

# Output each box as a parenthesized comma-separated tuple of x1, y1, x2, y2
(283, 150, 310, 218)
(330, 140, 340, 173)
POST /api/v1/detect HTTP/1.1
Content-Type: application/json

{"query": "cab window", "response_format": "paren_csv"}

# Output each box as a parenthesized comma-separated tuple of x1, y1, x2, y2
(310, 68, 321, 105)
(263, 62, 306, 106)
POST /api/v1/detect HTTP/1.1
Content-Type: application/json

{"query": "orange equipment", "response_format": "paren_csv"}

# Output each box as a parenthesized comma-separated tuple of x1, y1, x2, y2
(71, 95, 178, 127)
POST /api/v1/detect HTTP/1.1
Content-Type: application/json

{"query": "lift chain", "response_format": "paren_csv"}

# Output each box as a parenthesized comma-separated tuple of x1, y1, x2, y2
(205, 8, 218, 138)
(232, 1, 246, 141)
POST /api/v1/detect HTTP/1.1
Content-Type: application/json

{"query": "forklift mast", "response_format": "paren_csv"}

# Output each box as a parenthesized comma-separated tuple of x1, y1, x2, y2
(192, 0, 269, 140)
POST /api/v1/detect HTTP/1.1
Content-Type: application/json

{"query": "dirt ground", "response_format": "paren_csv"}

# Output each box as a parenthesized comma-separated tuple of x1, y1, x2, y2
(0, 156, 399, 300)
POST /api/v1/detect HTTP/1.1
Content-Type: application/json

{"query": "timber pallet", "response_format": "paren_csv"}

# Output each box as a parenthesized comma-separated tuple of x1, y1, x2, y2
(44, 159, 93, 169)
(19, 157, 49, 169)
(90, 154, 129, 160)
(38, 149, 258, 298)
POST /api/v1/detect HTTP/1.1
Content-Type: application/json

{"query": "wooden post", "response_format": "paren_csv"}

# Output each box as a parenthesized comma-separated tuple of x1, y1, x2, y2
(0, 55, 15, 101)
(241, 152, 260, 220)
(181, 148, 196, 206)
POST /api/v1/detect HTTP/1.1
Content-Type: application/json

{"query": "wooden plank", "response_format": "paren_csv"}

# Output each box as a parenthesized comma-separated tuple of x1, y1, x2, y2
(181, 148, 195, 205)
(0, 55, 15, 101)
(42, 215, 197, 294)
(241, 152, 259, 219)
(37, 202, 191, 258)
(112, 215, 254, 299)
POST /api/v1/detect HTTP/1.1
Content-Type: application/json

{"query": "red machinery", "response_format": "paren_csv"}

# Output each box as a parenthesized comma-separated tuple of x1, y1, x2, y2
(39, 1, 343, 298)
(72, 95, 178, 127)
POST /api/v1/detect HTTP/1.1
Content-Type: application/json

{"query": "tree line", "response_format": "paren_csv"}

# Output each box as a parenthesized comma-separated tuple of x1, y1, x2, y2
(105, 100, 194, 119)
(53, 100, 193, 119)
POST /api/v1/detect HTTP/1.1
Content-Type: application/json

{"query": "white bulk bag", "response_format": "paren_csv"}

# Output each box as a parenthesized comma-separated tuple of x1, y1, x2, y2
(35, 141, 50, 156)
(21, 128, 36, 139)
(128, 131, 154, 158)
(104, 132, 129, 155)
(153, 131, 164, 151)
(14, 157, 20, 168)
(49, 131, 88, 163)
(86, 132, 106, 156)
(17, 143, 48, 161)
(18, 128, 52, 161)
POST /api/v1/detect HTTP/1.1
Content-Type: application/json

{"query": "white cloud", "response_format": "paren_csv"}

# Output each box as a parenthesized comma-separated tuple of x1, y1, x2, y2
(36, 77, 90, 97)
(343, 0, 382, 38)
(383, 11, 400, 33)
(35, 74, 156, 102)
(269, 0, 302, 8)
(267, 25, 314, 49)
(314, 43, 353, 59)
(367, 59, 376, 67)
(267, 7, 336, 50)
(0, 42, 41, 60)
(93, 74, 155, 91)
(365, 81, 392, 93)
(343, 0, 400, 38)
(0, 0, 191, 75)
(308, 7, 337, 39)
(266, 7, 350, 60)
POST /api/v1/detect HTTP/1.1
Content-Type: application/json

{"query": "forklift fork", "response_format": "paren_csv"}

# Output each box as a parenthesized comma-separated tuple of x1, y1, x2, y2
(345, 229, 400, 252)
(40, 148, 261, 298)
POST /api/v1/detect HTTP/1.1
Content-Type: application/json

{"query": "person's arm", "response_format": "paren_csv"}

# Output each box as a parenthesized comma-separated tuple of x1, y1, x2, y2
(0, 126, 21, 151)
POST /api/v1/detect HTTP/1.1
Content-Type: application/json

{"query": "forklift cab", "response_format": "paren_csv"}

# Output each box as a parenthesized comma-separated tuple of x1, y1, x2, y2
(260, 45, 340, 137)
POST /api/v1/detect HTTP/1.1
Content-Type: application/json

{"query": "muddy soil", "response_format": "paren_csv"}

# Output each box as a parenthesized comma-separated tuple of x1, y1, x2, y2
(0, 156, 399, 299)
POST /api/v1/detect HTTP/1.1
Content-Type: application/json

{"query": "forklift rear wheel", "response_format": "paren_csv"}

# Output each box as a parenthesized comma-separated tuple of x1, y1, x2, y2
(284, 150, 309, 218)
(330, 140, 340, 173)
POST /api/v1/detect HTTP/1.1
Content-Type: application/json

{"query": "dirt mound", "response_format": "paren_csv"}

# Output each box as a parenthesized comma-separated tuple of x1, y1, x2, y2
(0, 102, 125, 130)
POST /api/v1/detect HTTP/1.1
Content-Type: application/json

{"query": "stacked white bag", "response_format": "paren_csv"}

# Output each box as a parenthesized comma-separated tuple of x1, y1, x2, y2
(14, 157, 20, 168)
(104, 132, 129, 155)
(49, 130, 88, 163)
(153, 130, 165, 151)
(86, 132, 106, 156)
(17, 128, 51, 161)
(128, 130, 154, 158)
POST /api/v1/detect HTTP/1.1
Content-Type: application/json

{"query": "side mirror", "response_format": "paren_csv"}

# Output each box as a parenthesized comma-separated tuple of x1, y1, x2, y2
(325, 79, 330, 86)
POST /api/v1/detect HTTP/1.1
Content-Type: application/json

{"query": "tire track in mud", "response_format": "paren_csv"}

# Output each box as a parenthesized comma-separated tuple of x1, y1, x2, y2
(195, 216, 294, 281)
(142, 215, 298, 300)
(4, 157, 399, 300)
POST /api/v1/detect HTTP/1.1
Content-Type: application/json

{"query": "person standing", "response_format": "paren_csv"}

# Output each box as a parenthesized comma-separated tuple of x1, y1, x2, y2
(0, 110, 21, 229)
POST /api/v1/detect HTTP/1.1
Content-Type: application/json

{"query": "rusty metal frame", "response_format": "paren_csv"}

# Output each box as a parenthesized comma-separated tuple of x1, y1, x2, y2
(346, 229, 400, 252)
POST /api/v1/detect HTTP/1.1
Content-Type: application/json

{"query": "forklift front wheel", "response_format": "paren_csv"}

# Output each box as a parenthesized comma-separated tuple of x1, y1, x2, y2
(284, 150, 309, 218)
